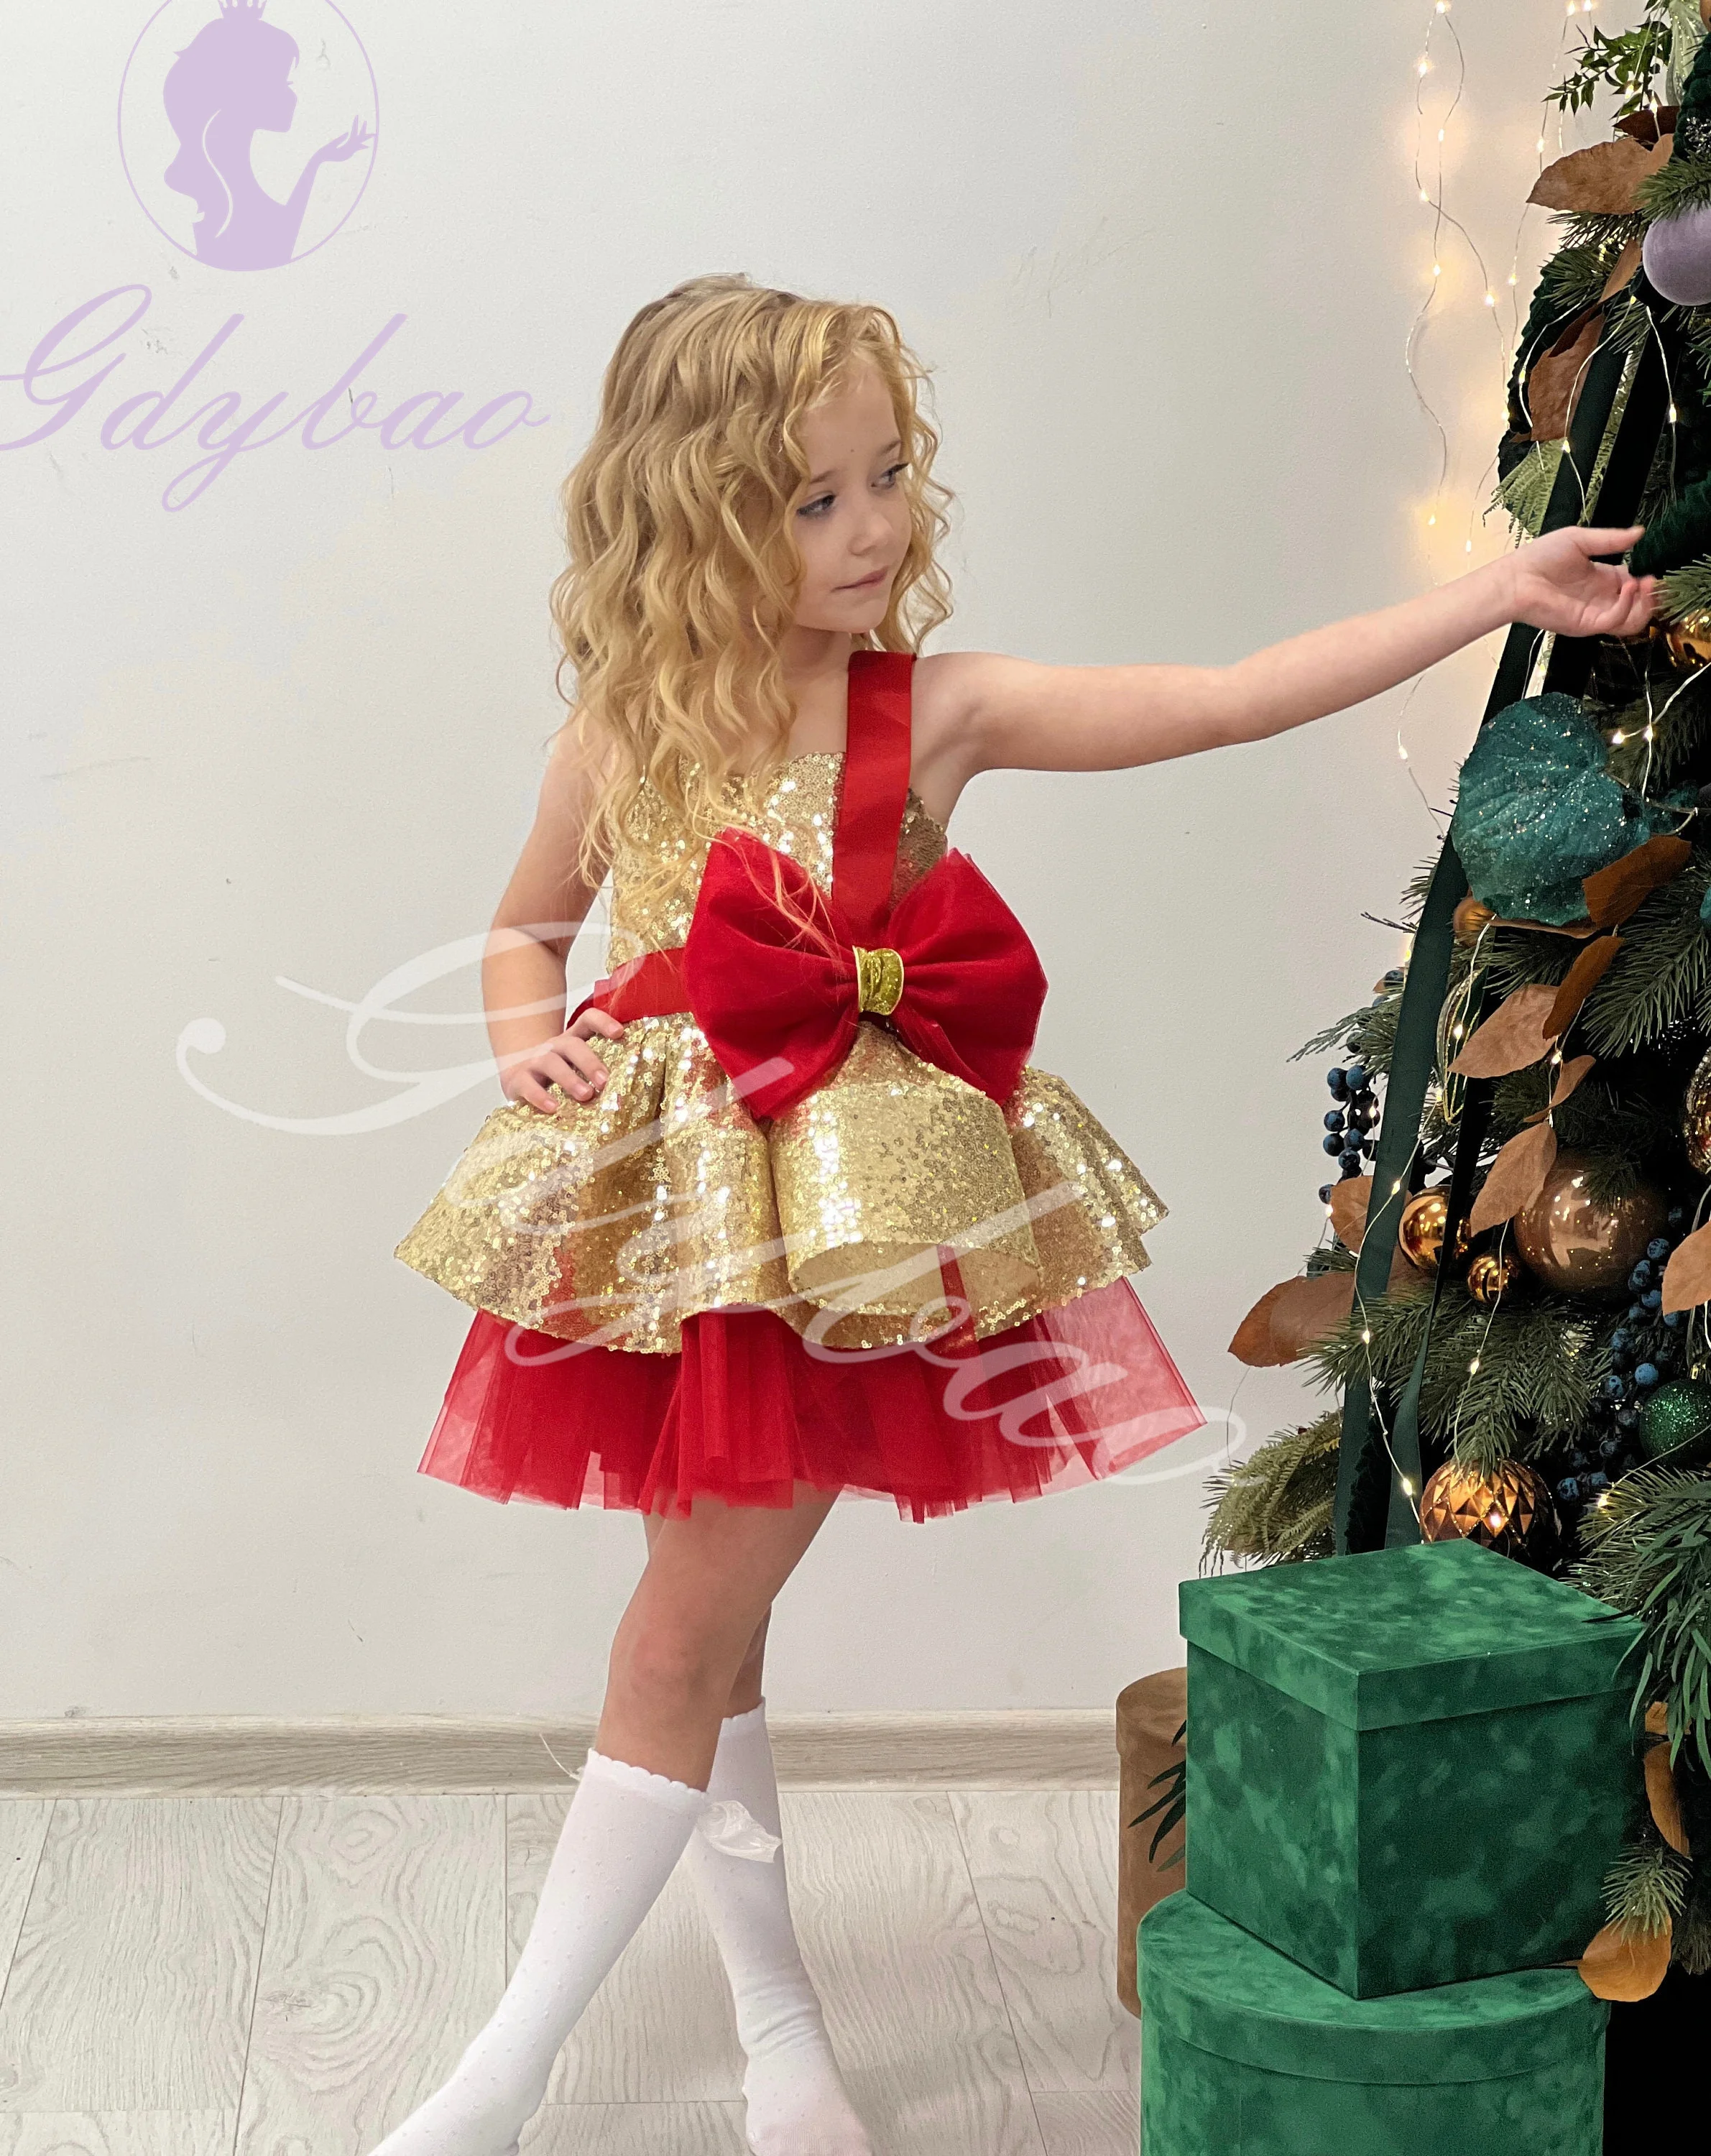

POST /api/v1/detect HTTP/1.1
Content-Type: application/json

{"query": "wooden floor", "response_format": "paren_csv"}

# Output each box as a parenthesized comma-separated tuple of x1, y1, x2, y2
(0, 1784, 1139, 2155)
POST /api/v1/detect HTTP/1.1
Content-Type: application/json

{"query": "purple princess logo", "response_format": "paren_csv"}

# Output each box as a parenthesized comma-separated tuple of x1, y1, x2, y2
(118, 0, 377, 270)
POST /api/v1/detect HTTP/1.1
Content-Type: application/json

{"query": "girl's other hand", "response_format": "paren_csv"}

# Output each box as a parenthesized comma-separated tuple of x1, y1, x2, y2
(502, 1009, 627, 1113)
(1503, 525, 1659, 641)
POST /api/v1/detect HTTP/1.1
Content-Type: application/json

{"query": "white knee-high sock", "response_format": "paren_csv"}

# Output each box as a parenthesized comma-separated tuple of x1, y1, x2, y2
(686, 1697, 876, 2156)
(366, 1749, 720, 2156)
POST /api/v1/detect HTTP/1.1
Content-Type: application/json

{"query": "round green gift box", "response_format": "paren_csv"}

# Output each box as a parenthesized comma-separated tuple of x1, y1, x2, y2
(1139, 1893, 1608, 2156)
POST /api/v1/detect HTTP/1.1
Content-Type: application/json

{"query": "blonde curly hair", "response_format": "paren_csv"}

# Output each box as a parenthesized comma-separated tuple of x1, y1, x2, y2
(549, 274, 954, 936)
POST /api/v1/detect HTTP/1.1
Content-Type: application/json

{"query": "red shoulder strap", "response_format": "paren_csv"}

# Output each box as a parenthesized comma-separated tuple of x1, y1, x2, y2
(831, 650, 915, 941)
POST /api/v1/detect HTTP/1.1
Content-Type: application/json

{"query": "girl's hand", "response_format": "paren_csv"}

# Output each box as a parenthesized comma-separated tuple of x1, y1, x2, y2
(1503, 526, 1659, 641)
(502, 1009, 627, 1114)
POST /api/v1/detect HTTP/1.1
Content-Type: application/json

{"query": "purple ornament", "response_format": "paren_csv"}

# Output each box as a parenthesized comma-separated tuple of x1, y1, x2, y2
(1643, 203, 1711, 307)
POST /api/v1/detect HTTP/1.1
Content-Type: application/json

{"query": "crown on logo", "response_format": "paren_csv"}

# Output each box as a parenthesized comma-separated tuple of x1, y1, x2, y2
(217, 0, 269, 15)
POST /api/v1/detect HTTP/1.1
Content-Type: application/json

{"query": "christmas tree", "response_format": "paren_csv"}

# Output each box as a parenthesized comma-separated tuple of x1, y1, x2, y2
(1212, 7, 1711, 2057)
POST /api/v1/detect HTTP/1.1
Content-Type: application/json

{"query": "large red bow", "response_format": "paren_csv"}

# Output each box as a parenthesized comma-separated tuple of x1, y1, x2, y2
(679, 826, 1048, 1120)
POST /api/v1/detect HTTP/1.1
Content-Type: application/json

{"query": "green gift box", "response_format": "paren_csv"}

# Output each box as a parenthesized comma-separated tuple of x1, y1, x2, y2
(1139, 1891, 1608, 2156)
(1179, 1537, 1641, 1997)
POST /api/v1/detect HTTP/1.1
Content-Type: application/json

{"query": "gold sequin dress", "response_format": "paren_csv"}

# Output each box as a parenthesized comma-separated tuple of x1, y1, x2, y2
(395, 652, 1202, 1520)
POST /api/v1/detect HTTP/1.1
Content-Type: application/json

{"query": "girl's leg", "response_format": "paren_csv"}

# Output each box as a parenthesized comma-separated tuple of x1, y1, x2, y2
(644, 1510, 876, 2155)
(366, 1483, 841, 2156)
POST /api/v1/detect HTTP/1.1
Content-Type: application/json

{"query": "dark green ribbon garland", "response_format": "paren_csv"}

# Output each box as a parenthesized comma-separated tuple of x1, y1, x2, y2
(1334, 329, 1669, 1554)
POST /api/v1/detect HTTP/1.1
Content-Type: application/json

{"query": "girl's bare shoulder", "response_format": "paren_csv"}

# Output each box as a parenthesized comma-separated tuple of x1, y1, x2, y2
(910, 648, 1046, 790)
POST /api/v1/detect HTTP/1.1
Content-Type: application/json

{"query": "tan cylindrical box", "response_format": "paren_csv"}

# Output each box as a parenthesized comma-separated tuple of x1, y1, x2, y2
(1115, 1666, 1187, 2017)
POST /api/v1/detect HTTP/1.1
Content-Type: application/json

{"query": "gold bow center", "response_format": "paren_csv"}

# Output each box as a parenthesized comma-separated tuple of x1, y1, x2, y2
(852, 944, 905, 1017)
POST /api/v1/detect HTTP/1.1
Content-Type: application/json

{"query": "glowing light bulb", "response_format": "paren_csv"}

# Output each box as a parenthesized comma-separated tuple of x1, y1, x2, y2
(1645, 726, 1656, 742)
(1469, 1357, 1481, 1374)
(1401, 1477, 1416, 1497)
(1432, 262, 1442, 277)
(1419, 57, 1431, 75)
(1437, 128, 1446, 142)
(1420, 188, 1431, 202)
(1484, 291, 1496, 306)
(1361, 1328, 1373, 1345)
(1612, 729, 1626, 745)
(1536, 136, 1547, 152)
(1670, 404, 1680, 424)
(1428, 512, 1438, 525)
(1508, 272, 1518, 285)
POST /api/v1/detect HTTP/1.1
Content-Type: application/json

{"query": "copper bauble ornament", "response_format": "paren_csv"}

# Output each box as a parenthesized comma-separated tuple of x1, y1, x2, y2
(1419, 1459, 1561, 1570)
(1466, 1248, 1526, 1308)
(1398, 1187, 1470, 1273)
(1452, 896, 1495, 946)
(1512, 1153, 1667, 1299)
(1684, 1047, 1711, 1177)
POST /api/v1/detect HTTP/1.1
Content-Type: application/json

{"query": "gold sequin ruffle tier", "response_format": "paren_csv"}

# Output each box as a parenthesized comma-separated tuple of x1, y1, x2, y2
(394, 1016, 1166, 1354)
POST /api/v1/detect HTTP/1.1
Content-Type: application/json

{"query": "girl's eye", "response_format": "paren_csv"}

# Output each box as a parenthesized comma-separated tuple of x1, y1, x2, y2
(878, 461, 909, 487)
(797, 492, 834, 519)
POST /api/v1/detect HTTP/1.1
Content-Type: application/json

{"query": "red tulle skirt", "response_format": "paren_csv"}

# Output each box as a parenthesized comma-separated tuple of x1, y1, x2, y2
(416, 1277, 1204, 1523)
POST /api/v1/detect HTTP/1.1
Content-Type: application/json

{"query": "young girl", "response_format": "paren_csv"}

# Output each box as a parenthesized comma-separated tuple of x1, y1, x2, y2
(378, 275, 1654, 2156)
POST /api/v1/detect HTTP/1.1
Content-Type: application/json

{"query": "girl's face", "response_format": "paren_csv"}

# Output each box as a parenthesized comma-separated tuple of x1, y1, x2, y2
(788, 362, 913, 635)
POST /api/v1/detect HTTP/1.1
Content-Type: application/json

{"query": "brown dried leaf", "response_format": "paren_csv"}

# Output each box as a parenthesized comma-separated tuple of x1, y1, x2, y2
(1547, 934, 1622, 1038)
(1228, 1273, 1357, 1368)
(1451, 984, 1562, 1078)
(1525, 308, 1604, 443)
(1529, 135, 1673, 214)
(1662, 1221, 1711, 1315)
(1469, 1123, 1559, 1235)
(1574, 1917, 1672, 2002)
(1552, 1054, 1597, 1107)
(1646, 1743, 1691, 1857)
(1602, 235, 1645, 300)
(1617, 109, 1679, 146)
(1583, 835, 1694, 928)
(1329, 1176, 1372, 1252)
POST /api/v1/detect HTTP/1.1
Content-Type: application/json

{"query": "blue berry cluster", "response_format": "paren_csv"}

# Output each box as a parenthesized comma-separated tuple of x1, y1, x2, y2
(1554, 1208, 1689, 1519)
(1317, 1045, 1380, 1204)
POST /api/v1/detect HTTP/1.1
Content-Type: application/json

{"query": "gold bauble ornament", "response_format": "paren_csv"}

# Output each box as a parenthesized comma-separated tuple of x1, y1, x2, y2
(1466, 1248, 1526, 1309)
(1452, 896, 1495, 946)
(1419, 1459, 1560, 1570)
(1684, 1047, 1711, 1178)
(1664, 612, 1711, 670)
(1512, 1153, 1667, 1299)
(1398, 1187, 1471, 1273)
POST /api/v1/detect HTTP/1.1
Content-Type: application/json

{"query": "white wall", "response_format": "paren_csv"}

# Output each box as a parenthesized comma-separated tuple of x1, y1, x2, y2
(1, 1, 1617, 1720)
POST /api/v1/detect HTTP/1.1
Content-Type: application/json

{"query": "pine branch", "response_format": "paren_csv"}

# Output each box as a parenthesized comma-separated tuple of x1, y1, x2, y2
(1602, 1838, 1690, 1934)
(1540, 240, 1631, 317)
(1575, 1467, 1711, 1776)
(1660, 553, 1711, 619)
(1495, 441, 1567, 541)
(1581, 848, 1711, 1054)
(1291, 991, 1402, 1077)
(1309, 1279, 1605, 1475)
(1638, 155, 1711, 226)
(1202, 1413, 1340, 1568)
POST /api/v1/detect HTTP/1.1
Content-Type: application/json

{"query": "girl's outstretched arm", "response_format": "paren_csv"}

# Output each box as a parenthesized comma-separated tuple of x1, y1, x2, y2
(932, 526, 1657, 780)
